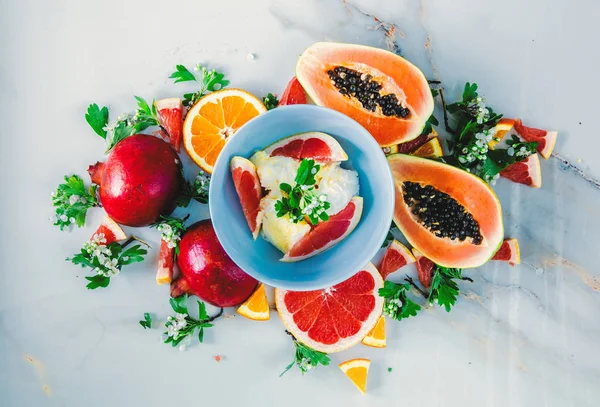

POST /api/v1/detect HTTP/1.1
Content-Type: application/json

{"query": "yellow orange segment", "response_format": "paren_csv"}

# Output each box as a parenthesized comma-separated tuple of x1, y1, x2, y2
(183, 88, 266, 173)
(361, 315, 386, 348)
(411, 137, 443, 158)
(237, 284, 270, 321)
(339, 358, 371, 395)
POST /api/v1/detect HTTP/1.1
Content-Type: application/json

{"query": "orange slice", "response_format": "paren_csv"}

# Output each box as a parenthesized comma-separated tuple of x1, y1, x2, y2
(183, 89, 266, 173)
(237, 283, 270, 321)
(489, 118, 516, 149)
(411, 137, 443, 158)
(361, 315, 386, 348)
(339, 358, 371, 395)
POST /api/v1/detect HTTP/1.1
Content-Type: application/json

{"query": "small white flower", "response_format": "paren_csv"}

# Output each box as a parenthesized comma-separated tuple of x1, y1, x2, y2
(507, 147, 515, 156)
(301, 185, 309, 191)
(69, 217, 76, 224)
(50, 215, 58, 223)
(59, 214, 68, 222)
(51, 190, 57, 198)
(319, 195, 327, 202)
(311, 168, 317, 175)
(167, 324, 179, 338)
(458, 156, 466, 164)
(178, 335, 192, 352)
(69, 195, 80, 205)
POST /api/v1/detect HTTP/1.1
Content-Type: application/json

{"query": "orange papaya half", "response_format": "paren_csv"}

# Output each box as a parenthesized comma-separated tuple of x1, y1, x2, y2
(387, 154, 503, 268)
(296, 42, 434, 147)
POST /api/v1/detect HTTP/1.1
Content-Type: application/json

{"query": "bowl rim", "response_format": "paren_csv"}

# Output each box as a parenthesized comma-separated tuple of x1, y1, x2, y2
(209, 104, 395, 290)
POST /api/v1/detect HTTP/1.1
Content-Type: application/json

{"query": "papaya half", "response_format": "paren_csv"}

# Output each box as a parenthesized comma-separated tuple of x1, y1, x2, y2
(296, 42, 434, 147)
(387, 154, 503, 268)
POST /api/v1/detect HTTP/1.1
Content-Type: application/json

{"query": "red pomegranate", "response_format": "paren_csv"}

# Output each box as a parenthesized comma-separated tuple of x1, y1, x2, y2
(88, 134, 183, 227)
(172, 220, 258, 307)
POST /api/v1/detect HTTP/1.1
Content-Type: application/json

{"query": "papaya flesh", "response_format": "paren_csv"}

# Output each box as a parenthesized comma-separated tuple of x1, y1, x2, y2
(296, 42, 434, 147)
(387, 154, 503, 268)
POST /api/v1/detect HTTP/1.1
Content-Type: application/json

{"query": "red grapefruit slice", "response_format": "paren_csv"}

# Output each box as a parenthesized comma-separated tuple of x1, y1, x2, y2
(412, 248, 435, 288)
(263, 132, 348, 162)
(280, 77, 307, 106)
(282, 196, 363, 262)
(156, 239, 175, 284)
(90, 216, 126, 244)
(379, 240, 415, 280)
(513, 119, 557, 159)
(230, 157, 263, 239)
(492, 238, 520, 266)
(275, 263, 384, 353)
(155, 98, 183, 152)
(500, 153, 542, 188)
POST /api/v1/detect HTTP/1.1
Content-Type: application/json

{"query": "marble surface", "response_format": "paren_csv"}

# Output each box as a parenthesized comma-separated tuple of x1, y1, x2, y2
(1, 0, 599, 406)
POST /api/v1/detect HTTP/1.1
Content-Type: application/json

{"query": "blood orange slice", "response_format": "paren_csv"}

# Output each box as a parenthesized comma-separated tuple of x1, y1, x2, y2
(492, 238, 520, 266)
(379, 240, 415, 279)
(156, 239, 175, 285)
(282, 196, 363, 262)
(411, 136, 443, 158)
(412, 248, 435, 288)
(155, 98, 183, 152)
(279, 77, 307, 106)
(230, 157, 263, 239)
(263, 132, 348, 162)
(275, 263, 384, 353)
(513, 119, 557, 159)
(90, 216, 126, 244)
(500, 153, 542, 188)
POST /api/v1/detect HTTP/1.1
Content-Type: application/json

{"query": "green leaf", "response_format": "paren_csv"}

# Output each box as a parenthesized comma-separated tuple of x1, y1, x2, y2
(198, 327, 204, 343)
(119, 245, 147, 265)
(280, 183, 292, 194)
(107, 121, 135, 152)
(462, 82, 479, 102)
(85, 275, 110, 290)
(85, 103, 109, 139)
(198, 301, 208, 321)
(139, 313, 152, 329)
(169, 64, 197, 83)
(170, 294, 189, 314)
(398, 299, 421, 319)
(263, 93, 279, 110)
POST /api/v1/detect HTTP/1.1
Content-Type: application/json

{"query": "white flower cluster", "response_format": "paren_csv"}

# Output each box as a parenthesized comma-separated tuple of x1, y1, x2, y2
(157, 223, 181, 249)
(49, 190, 88, 225)
(165, 313, 192, 351)
(298, 357, 316, 372)
(457, 129, 495, 165)
(103, 113, 134, 133)
(469, 96, 490, 124)
(82, 233, 120, 277)
(384, 297, 403, 317)
(484, 173, 501, 186)
(49, 214, 76, 225)
(507, 145, 531, 158)
(301, 193, 328, 216)
(194, 170, 211, 196)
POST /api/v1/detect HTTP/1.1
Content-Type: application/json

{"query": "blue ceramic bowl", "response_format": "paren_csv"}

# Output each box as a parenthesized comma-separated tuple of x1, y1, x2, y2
(209, 105, 394, 291)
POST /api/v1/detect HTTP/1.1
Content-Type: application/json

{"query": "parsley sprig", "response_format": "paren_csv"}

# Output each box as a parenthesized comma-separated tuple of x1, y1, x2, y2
(50, 175, 99, 230)
(378, 281, 422, 321)
(68, 236, 148, 289)
(139, 313, 152, 329)
(84, 96, 163, 153)
(275, 159, 330, 225)
(263, 93, 279, 110)
(177, 170, 211, 207)
(169, 64, 230, 107)
(437, 82, 538, 184)
(427, 265, 467, 312)
(280, 331, 330, 376)
(150, 215, 189, 255)
(162, 294, 223, 350)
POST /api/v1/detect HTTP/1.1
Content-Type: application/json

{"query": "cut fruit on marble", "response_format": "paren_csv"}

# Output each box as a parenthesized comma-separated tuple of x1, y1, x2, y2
(378, 239, 415, 279)
(500, 153, 542, 188)
(279, 77, 308, 106)
(411, 136, 443, 158)
(339, 358, 371, 395)
(155, 97, 183, 152)
(275, 263, 384, 353)
(237, 284, 270, 321)
(90, 216, 126, 244)
(183, 88, 266, 173)
(361, 315, 386, 348)
(412, 248, 435, 288)
(296, 42, 434, 146)
(492, 238, 521, 266)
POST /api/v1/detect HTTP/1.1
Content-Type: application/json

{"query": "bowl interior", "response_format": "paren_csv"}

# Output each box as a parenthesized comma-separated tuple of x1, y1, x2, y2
(209, 105, 394, 290)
